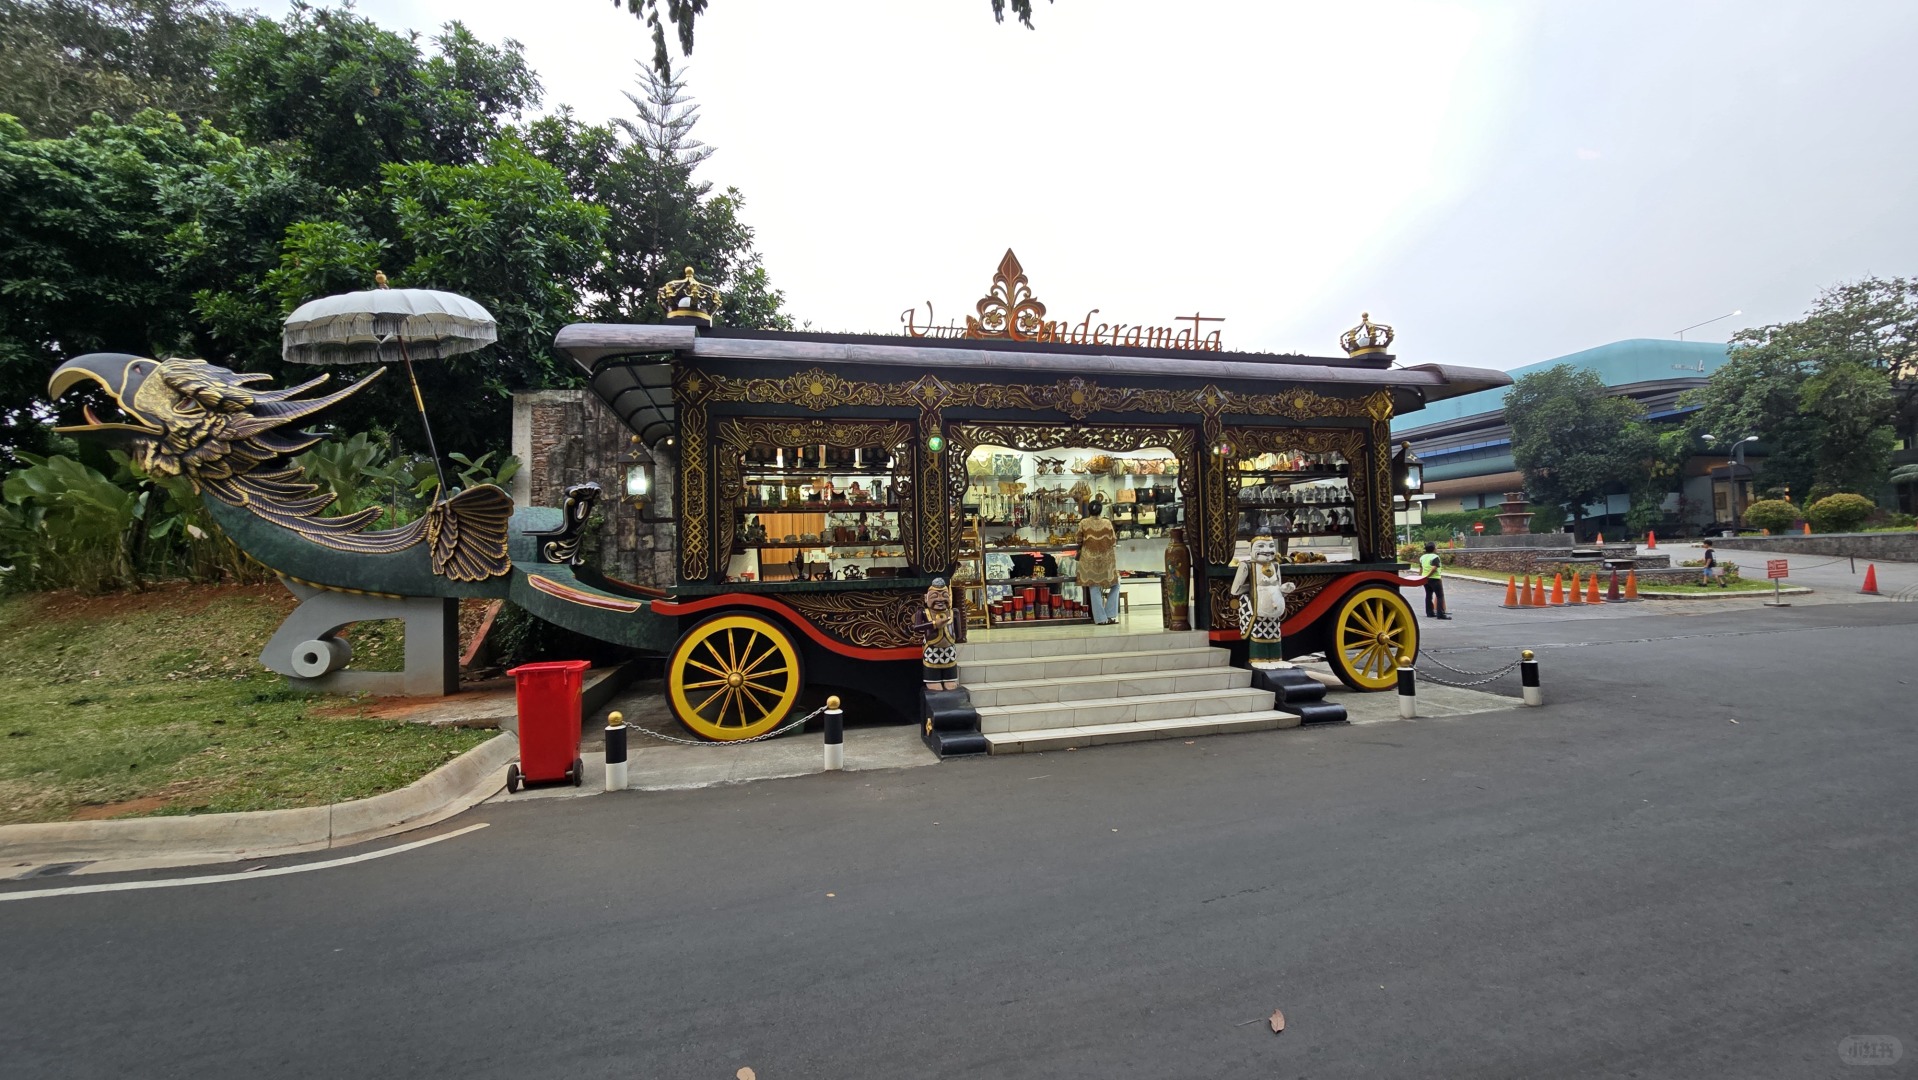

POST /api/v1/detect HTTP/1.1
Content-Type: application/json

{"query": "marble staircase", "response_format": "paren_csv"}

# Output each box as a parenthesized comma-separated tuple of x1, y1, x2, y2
(956, 630, 1299, 754)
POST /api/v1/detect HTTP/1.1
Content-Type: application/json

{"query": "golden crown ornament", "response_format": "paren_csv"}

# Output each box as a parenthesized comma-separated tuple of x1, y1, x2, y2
(658, 266, 723, 326)
(1339, 312, 1395, 357)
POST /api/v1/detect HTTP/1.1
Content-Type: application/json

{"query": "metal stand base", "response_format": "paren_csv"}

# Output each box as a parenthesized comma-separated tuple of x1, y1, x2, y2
(260, 579, 459, 697)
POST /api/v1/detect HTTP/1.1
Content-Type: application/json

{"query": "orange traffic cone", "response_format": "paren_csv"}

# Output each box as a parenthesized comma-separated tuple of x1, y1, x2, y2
(1803, 522, 1812, 535)
(1503, 576, 1520, 607)
(1586, 573, 1604, 603)
(1862, 564, 1881, 595)
(1606, 570, 1623, 602)
(1647, 530, 1657, 549)
(1625, 570, 1639, 600)
(1535, 576, 1548, 606)
(1519, 575, 1535, 607)
(1568, 569, 1583, 604)
(1762, 528, 1770, 536)
(1550, 573, 1565, 605)
(1597, 531, 1605, 545)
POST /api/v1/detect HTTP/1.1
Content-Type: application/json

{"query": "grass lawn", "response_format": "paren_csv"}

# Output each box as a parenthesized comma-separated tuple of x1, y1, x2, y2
(0, 585, 491, 826)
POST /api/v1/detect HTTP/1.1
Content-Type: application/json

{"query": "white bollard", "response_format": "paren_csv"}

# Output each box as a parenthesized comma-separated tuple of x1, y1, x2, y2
(1520, 650, 1542, 707)
(1397, 665, 1417, 719)
(603, 711, 629, 792)
(823, 695, 844, 772)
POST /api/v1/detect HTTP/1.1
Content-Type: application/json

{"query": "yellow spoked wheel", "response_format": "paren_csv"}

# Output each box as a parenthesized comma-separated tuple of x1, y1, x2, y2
(667, 613, 804, 741)
(1326, 587, 1419, 692)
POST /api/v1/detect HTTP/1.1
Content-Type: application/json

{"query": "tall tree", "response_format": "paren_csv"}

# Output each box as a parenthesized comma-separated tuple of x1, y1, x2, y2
(1504, 364, 1658, 537)
(216, 7, 542, 189)
(1684, 277, 1910, 500)
(0, 0, 237, 137)
(524, 69, 787, 330)
(0, 110, 253, 459)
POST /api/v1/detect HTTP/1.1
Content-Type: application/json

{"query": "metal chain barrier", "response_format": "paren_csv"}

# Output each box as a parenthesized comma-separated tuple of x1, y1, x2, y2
(1415, 653, 1523, 688)
(626, 705, 829, 747)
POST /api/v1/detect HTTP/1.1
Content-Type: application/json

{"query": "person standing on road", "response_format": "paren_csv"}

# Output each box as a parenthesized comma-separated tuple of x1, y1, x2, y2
(1700, 540, 1724, 587)
(1418, 541, 1451, 619)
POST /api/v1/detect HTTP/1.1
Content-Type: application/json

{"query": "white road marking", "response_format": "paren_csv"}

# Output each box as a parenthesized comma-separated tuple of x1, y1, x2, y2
(0, 823, 489, 903)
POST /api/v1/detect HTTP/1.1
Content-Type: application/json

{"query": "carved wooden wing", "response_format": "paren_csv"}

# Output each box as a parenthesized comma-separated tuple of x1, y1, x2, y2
(425, 484, 514, 582)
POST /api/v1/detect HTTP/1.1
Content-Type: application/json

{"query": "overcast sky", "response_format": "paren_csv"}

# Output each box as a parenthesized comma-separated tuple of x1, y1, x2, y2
(256, 0, 1918, 370)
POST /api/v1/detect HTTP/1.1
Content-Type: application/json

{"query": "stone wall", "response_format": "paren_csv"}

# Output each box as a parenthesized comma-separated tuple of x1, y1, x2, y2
(1716, 532, 1918, 564)
(1448, 544, 1690, 581)
(510, 389, 675, 586)
(1463, 533, 1574, 550)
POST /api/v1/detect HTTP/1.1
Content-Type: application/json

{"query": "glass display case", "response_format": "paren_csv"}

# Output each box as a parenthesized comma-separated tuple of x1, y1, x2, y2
(725, 442, 910, 583)
(1233, 446, 1360, 563)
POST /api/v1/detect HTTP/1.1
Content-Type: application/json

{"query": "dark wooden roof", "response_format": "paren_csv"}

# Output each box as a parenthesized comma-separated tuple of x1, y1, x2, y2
(555, 324, 1513, 447)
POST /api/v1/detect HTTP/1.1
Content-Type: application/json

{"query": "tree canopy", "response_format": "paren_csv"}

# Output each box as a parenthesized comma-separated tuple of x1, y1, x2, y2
(1, 0, 788, 463)
(1504, 364, 1658, 534)
(1682, 277, 1912, 501)
(606, 0, 1049, 75)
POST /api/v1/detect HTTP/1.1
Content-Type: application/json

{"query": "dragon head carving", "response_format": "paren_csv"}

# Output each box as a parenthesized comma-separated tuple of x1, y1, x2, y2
(48, 354, 511, 582)
(49, 353, 381, 507)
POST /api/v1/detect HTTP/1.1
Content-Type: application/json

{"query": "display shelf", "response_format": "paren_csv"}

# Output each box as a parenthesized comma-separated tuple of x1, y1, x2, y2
(738, 464, 897, 476)
(735, 502, 903, 512)
(743, 542, 907, 553)
(1237, 467, 1347, 480)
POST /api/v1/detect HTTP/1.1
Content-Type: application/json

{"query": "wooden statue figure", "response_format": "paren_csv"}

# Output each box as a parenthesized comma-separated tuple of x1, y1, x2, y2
(913, 577, 959, 690)
(1230, 534, 1295, 669)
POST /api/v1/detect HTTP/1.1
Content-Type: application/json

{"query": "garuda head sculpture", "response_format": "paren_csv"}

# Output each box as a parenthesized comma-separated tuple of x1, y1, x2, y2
(48, 353, 511, 582)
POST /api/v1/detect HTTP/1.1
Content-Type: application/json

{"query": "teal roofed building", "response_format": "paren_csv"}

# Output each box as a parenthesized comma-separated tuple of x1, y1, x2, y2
(1394, 339, 1740, 531)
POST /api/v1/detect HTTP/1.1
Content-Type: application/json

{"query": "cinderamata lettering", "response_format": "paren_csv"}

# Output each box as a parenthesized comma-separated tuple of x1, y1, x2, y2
(1093, 323, 1109, 345)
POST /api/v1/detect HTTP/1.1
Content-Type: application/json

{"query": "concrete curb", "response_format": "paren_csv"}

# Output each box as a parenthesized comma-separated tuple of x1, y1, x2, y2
(1, 732, 518, 876)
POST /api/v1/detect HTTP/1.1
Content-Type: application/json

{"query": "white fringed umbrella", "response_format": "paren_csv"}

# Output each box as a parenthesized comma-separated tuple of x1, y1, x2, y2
(282, 273, 497, 496)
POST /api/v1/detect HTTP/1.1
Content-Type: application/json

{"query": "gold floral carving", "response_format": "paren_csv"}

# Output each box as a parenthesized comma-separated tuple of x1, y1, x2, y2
(965, 249, 1048, 341)
(699, 369, 1391, 424)
(1207, 573, 1332, 631)
(678, 372, 711, 581)
(779, 589, 926, 649)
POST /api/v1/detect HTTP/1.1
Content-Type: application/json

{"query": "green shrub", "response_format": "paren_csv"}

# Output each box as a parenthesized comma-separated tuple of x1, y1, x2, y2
(1742, 499, 1800, 533)
(1806, 493, 1876, 534)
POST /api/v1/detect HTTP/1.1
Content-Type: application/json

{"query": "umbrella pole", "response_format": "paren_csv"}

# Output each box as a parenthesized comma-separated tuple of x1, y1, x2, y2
(398, 338, 451, 499)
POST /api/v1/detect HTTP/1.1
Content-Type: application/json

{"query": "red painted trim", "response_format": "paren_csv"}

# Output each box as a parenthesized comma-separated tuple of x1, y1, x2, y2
(650, 592, 924, 661)
(1207, 571, 1409, 643)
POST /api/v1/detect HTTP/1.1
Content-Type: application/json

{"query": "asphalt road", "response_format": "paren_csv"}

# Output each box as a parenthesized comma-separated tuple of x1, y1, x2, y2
(5, 598, 1917, 1079)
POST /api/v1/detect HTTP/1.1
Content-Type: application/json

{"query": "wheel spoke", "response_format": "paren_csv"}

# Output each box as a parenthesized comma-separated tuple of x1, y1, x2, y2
(737, 681, 778, 715)
(691, 683, 729, 715)
(682, 676, 730, 690)
(726, 628, 741, 673)
(743, 667, 790, 685)
(686, 658, 729, 680)
(741, 641, 782, 677)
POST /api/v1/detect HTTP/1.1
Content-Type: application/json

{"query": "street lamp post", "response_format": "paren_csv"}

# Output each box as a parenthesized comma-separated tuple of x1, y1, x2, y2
(1702, 434, 1759, 533)
(1674, 310, 1742, 342)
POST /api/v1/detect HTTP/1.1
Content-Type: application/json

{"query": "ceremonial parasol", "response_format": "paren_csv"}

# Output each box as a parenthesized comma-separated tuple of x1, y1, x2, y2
(282, 272, 496, 496)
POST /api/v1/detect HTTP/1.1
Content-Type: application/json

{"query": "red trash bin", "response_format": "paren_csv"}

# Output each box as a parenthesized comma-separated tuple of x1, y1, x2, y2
(504, 660, 592, 792)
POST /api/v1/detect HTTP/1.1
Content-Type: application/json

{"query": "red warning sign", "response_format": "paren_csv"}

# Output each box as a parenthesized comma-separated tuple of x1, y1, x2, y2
(1766, 559, 1789, 579)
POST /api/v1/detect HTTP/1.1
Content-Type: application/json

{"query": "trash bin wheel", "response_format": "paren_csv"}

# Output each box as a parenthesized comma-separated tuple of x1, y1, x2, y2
(506, 763, 521, 794)
(1325, 586, 1419, 692)
(668, 612, 805, 741)
(570, 757, 583, 787)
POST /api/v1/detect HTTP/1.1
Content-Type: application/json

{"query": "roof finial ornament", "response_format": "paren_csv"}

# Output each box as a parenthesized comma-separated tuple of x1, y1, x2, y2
(1340, 312, 1395, 357)
(658, 266, 723, 327)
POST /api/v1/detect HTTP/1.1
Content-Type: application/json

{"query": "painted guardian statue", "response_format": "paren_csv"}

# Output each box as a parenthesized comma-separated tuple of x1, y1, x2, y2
(1231, 534, 1295, 669)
